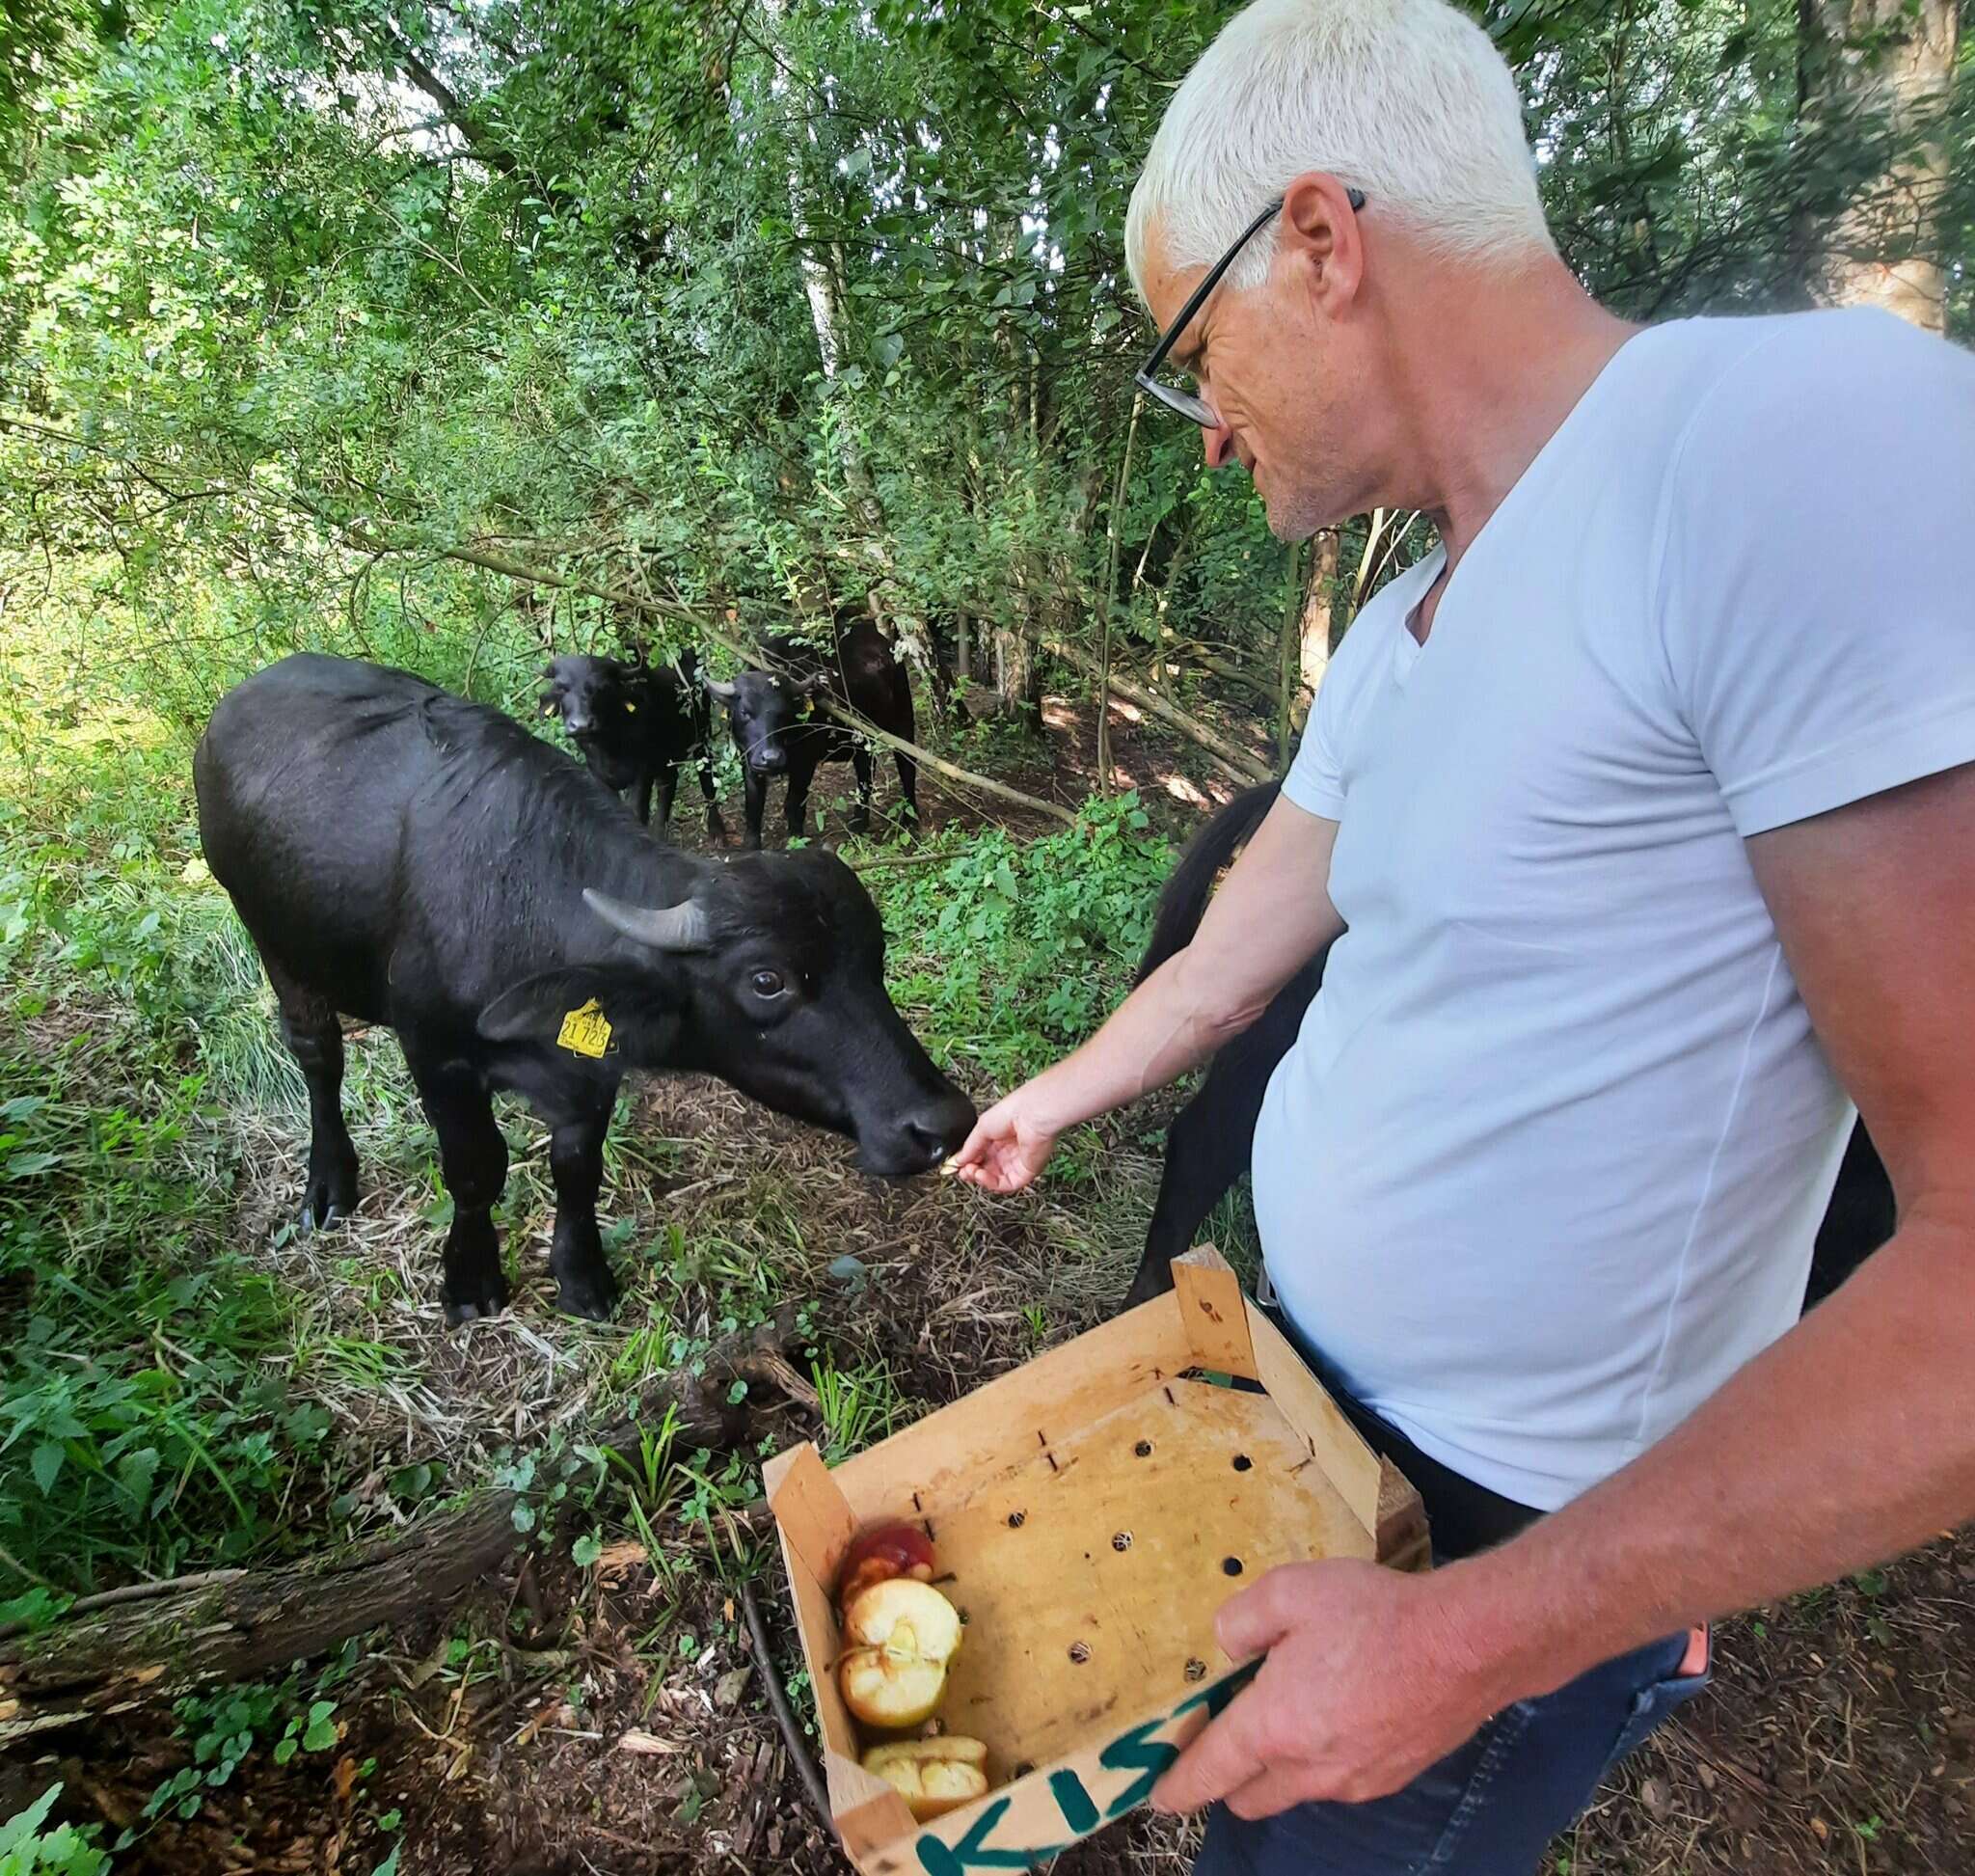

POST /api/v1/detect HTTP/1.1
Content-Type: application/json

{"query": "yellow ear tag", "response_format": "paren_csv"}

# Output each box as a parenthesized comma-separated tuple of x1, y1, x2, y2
(556, 998, 613, 1058)
(623, 701, 636, 713)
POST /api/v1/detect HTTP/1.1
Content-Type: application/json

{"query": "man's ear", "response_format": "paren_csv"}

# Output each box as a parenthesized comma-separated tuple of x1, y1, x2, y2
(1280, 171, 1363, 307)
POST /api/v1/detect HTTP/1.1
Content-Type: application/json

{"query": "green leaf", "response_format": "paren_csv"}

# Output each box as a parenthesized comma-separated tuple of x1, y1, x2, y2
(572, 1531, 603, 1567)
(31, 1442, 64, 1495)
(301, 1702, 338, 1753)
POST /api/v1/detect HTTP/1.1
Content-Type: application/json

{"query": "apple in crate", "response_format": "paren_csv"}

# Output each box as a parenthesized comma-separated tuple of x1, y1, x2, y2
(837, 1521, 936, 1606)
(864, 1736, 990, 1820)
(837, 1579, 963, 1728)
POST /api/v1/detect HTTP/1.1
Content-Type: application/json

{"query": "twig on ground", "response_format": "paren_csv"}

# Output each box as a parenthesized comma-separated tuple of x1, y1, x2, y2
(741, 1577, 832, 1830)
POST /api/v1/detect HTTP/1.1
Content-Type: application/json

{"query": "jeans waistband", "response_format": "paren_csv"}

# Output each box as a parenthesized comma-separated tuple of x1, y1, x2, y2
(1258, 1301, 1543, 1563)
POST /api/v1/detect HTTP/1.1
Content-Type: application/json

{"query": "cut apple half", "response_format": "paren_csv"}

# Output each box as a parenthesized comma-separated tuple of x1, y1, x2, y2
(864, 1735, 990, 1820)
(837, 1579, 964, 1729)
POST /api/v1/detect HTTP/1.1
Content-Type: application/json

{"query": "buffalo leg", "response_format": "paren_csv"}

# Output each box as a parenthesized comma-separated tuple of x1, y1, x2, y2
(848, 746, 874, 834)
(1122, 978, 1310, 1311)
(545, 1115, 619, 1320)
(404, 1047, 510, 1325)
(633, 772, 657, 827)
(893, 749, 919, 828)
(784, 760, 815, 840)
(1804, 1121, 1895, 1310)
(744, 769, 769, 851)
(266, 964, 359, 1232)
(652, 764, 679, 832)
(696, 753, 726, 843)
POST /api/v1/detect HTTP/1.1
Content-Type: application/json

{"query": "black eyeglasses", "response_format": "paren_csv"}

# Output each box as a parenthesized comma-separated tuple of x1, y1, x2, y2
(1134, 186, 1367, 427)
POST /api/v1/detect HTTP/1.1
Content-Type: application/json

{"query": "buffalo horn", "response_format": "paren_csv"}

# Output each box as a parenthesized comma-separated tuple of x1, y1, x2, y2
(583, 887, 714, 953)
(701, 672, 740, 702)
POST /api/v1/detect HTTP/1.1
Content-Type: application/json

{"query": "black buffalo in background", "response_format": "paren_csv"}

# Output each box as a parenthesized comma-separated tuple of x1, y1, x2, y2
(540, 649, 722, 838)
(1121, 781, 1898, 1316)
(703, 620, 919, 850)
(195, 654, 975, 1325)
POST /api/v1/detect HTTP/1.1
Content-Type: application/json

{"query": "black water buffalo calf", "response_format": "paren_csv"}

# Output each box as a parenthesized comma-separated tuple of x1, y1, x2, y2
(1122, 782, 1896, 1315)
(540, 650, 723, 838)
(704, 620, 919, 850)
(195, 655, 974, 1325)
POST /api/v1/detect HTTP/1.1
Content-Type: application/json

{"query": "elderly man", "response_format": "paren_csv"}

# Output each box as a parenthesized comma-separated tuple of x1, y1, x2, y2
(947, 0, 1975, 1869)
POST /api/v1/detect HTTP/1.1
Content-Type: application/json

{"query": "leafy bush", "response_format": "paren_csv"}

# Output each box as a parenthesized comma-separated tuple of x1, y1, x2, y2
(0, 1786, 109, 1876)
(0, 1057, 333, 1591)
(874, 792, 1174, 1088)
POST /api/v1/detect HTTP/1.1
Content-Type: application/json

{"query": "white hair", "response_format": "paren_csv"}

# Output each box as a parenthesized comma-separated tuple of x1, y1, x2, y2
(1125, 0, 1555, 296)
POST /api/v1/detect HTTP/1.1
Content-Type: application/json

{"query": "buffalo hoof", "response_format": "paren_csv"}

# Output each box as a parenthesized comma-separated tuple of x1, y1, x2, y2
(1119, 1266, 1178, 1315)
(299, 1167, 358, 1234)
(555, 1264, 619, 1322)
(705, 810, 729, 847)
(444, 1278, 511, 1328)
(848, 811, 872, 835)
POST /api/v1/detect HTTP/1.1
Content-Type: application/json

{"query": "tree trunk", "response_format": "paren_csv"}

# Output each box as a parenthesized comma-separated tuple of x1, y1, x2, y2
(762, 0, 889, 528)
(993, 624, 1041, 728)
(1303, 528, 1341, 679)
(1096, 393, 1145, 794)
(1275, 537, 1303, 765)
(0, 1309, 808, 1742)
(1798, 0, 1958, 331)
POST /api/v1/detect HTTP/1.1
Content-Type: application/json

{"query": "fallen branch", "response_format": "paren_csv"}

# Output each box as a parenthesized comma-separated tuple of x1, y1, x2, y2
(0, 1307, 810, 1743)
(1042, 638, 1273, 786)
(812, 698, 1075, 829)
(346, 529, 1077, 830)
(742, 1578, 833, 1830)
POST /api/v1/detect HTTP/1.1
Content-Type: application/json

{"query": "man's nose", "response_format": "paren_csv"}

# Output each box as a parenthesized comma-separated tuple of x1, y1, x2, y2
(1203, 417, 1237, 472)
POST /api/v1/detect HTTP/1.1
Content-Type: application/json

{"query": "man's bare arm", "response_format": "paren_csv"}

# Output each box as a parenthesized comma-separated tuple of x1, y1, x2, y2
(1444, 761, 1975, 1704)
(950, 795, 1342, 1192)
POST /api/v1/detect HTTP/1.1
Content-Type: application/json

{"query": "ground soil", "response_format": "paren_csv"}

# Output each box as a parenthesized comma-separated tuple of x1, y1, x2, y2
(10, 689, 1970, 1876)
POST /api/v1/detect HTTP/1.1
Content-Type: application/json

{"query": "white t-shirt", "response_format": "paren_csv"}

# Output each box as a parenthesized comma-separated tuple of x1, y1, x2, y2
(1256, 309, 1975, 1512)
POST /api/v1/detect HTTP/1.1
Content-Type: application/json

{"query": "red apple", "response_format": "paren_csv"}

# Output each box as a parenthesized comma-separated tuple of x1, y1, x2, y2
(837, 1521, 936, 1607)
(837, 1578, 963, 1730)
(864, 1736, 990, 1820)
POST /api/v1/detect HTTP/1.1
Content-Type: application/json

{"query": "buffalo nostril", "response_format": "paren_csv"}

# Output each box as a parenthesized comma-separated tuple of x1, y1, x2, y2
(904, 1122, 949, 1167)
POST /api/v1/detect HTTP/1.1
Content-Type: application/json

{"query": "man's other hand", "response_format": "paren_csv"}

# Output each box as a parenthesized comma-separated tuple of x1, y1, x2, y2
(1152, 1559, 1507, 1819)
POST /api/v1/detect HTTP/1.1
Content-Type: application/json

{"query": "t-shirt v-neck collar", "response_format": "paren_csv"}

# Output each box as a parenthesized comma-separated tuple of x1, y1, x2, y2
(1384, 326, 1659, 688)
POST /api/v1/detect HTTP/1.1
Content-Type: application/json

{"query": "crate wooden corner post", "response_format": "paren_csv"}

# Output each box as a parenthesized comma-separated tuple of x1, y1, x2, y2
(762, 1442, 919, 1857)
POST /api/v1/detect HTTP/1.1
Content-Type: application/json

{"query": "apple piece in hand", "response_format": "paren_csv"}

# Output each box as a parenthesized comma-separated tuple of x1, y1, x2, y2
(864, 1736, 990, 1820)
(837, 1521, 936, 1606)
(837, 1579, 963, 1729)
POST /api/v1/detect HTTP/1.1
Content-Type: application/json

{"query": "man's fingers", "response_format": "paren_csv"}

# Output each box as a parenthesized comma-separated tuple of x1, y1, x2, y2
(1150, 1687, 1271, 1815)
(1221, 1763, 1316, 1822)
(1214, 1566, 1303, 1664)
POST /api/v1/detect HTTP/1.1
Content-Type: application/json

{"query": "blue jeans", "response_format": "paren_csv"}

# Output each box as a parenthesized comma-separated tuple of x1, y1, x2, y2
(1193, 1626, 1709, 1876)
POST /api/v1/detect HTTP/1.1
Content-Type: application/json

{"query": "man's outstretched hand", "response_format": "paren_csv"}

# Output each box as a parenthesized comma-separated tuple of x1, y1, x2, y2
(1152, 1559, 1515, 1820)
(945, 1086, 1063, 1193)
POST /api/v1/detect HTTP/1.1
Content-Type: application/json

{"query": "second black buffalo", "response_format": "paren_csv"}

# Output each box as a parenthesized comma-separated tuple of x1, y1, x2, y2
(195, 654, 974, 1324)
(540, 649, 722, 838)
(704, 620, 919, 850)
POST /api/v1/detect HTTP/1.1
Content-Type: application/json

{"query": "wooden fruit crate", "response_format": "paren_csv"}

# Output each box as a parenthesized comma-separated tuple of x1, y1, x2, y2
(762, 1249, 1428, 1874)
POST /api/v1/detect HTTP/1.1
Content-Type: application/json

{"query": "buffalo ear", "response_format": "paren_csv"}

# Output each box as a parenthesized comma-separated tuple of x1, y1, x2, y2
(477, 968, 615, 1046)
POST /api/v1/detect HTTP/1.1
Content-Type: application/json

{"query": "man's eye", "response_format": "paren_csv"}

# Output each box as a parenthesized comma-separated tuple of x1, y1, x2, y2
(750, 969, 786, 998)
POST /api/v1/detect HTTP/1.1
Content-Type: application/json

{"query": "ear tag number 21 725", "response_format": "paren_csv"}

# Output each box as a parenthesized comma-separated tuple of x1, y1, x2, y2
(557, 998, 613, 1058)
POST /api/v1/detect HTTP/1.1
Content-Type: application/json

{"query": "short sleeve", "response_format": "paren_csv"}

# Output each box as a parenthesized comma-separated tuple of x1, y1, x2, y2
(1278, 559, 1423, 822)
(1280, 664, 1347, 820)
(1657, 310, 1975, 838)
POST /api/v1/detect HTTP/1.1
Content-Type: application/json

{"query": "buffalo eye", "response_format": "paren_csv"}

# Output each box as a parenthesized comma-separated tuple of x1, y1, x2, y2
(749, 968, 786, 1000)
